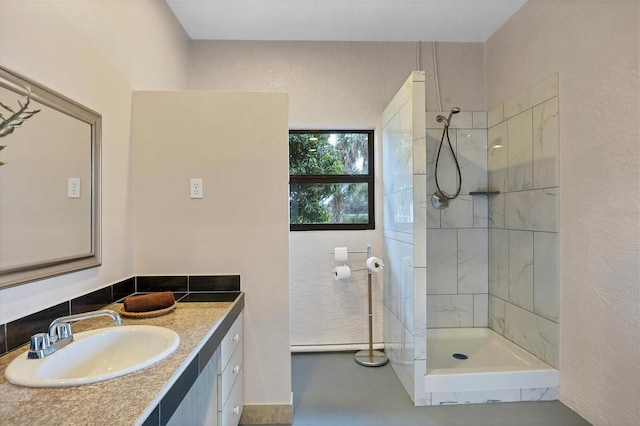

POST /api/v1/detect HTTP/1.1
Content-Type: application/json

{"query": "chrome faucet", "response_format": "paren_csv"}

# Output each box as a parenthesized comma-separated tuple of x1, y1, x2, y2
(28, 309, 122, 359)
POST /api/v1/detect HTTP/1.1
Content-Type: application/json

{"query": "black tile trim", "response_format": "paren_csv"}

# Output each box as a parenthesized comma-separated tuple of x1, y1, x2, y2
(160, 356, 199, 426)
(137, 276, 188, 293)
(0, 275, 241, 357)
(71, 286, 112, 314)
(0, 324, 6, 354)
(141, 405, 160, 426)
(189, 275, 240, 292)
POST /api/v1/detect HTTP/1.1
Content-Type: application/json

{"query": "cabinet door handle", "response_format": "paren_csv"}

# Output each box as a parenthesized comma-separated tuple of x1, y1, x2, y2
(233, 406, 240, 415)
(233, 365, 240, 374)
(232, 333, 239, 342)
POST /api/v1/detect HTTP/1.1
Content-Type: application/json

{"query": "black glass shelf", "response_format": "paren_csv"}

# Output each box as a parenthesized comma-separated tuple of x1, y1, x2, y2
(469, 191, 500, 195)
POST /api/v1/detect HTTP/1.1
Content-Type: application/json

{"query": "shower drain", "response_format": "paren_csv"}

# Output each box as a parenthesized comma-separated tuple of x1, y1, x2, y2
(452, 353, 468, 360)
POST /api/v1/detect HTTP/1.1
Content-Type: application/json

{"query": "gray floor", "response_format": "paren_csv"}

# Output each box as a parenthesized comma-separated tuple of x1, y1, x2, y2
(287, 352, 591, 426)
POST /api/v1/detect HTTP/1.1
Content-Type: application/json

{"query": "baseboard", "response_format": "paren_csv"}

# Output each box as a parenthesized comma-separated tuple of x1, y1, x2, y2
(291, 342, 384, 353)
(240, 398, 293, 425)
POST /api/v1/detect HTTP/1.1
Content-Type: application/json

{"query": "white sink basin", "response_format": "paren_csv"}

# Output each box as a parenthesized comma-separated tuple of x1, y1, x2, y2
(4, 325, 180, 387)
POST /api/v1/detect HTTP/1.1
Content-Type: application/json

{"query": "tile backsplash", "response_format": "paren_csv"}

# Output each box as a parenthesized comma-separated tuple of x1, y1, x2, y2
(0, 275, 240, 355)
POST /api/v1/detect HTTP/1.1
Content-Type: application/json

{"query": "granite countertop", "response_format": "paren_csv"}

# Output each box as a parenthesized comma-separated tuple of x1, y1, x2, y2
(0, 297, 241, 426)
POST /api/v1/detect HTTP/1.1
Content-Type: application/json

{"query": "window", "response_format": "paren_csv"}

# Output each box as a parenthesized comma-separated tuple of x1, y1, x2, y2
(289, 130, 374, 231)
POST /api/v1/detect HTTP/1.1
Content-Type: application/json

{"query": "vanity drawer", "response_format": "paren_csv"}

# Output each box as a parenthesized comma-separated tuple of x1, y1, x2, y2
(219, 369, 243, 426)
(218, 342, 243, 408)
(220, 313, 242, 372)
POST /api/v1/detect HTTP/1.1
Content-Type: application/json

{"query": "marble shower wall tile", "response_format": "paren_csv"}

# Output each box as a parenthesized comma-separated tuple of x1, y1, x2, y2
(450, 112, 473, 129)
(441, 195, 473, 228)
(534, 232, 560, 322)
(384, 305, 404, 378)
(488, 295, 506, 334)
(508, 230, 534, 311)
(473, 195, 489, 228)
(427, 229, 458, 294)
(504, 302, 559, 367)
(473, 112, 488, 129)
(458, 229, 488, 294)
(413, 175, 427, 268)
(402, 264, 415, 334)
(531, 188, 559, 232)
(457, 129, 488, 195)
(427, 295, 474, 328)
(402, 324, 415, 381)
(474, 294, 488, 327)
(488, 229, 508, 300)
(521, 387, 559, 402)
(533, 97, 559, 189)
(488, 121, 508, 193)
(507, 110, 533, 192)
(384, 237, 413, 318)
(426, 202, 441, 229)
(505, 189, 558, 232)
(414, 267, 427, 360)
(488, 193, 505, 229)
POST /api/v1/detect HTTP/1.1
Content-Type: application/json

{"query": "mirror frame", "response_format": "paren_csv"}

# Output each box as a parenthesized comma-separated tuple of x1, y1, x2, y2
(0, 66, 101, 289)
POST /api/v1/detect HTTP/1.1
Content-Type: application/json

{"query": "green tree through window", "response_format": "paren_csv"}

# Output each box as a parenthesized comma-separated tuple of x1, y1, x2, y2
(289, 130, 374, 231)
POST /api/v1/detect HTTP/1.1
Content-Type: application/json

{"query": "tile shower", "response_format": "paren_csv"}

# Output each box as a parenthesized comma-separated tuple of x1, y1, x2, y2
(382, 73, 560, 405)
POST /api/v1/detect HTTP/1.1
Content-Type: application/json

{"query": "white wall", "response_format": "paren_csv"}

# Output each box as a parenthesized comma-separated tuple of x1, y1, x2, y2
(191, 40, 484, 346)
(485, 1, 639, 425)
(0, 0, 191, 323)
(131, 90, 291, 406)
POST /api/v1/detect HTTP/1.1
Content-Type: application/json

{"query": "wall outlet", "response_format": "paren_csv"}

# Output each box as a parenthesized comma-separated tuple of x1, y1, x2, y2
(68, 178, 81, 198)
(190, 178, 203, 199)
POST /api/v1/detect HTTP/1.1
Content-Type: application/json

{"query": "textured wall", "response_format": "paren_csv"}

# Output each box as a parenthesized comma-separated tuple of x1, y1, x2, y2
(486, 1, 639, 425)
(191, 41, 484, 346)
(0, 0, 191, 323)
(132, 91, 291, 405)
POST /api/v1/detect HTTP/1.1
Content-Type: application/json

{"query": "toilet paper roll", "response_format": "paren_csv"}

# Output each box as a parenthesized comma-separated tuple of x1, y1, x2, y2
(333, 265, 351, 281)
(334, 247, 348, 262)
(366, 256, 384, 272)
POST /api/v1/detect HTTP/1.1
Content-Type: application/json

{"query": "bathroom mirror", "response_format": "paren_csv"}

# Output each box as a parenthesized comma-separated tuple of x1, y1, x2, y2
(0, 66, 101, 288)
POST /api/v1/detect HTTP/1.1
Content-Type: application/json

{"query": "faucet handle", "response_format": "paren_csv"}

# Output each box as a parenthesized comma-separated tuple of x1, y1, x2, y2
(28, 333, 51, 358)
(53, 322, 72, 341)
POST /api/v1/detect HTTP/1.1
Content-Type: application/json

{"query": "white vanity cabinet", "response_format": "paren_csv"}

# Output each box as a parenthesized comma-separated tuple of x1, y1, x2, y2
(167, 351, 219, 426)
(167, 312, 243, 426)
(218, 313, 243, 426)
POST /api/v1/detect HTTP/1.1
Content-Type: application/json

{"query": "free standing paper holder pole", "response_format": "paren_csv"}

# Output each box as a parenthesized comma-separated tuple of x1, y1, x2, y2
(355, 245, 388, 367)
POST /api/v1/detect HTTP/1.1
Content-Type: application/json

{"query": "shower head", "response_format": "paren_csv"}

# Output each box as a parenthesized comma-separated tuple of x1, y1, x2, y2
(446, 107, 461, 126)
(436, 107, 461, 127)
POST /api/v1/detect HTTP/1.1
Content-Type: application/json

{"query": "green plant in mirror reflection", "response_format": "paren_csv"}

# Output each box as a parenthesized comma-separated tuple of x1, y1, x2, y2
(0, 85, 41, 166)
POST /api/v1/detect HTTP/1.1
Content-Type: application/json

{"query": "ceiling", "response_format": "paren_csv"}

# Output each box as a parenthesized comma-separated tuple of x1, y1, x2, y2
(166, 0, 527, 42)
